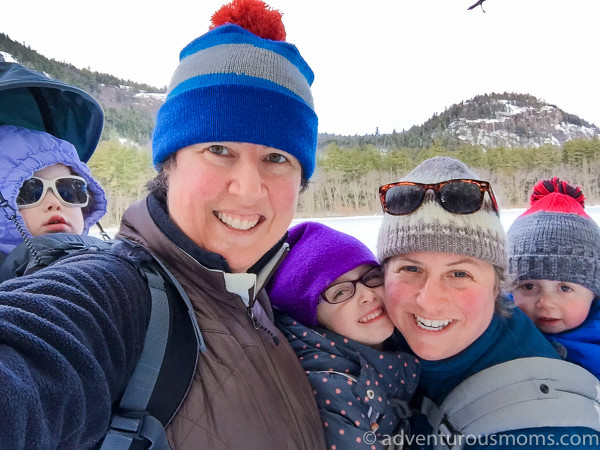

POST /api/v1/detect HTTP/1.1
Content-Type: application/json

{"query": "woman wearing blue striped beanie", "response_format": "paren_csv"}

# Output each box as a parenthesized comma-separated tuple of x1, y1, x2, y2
(147, 0, 318, 274)
(152, 1, 318, 179)
(119, 0, 326, 446)
(0, 0, 326, 448)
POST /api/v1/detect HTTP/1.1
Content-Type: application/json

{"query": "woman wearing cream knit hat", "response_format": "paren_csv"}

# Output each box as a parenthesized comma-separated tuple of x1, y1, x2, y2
(378, 156, 600, 447)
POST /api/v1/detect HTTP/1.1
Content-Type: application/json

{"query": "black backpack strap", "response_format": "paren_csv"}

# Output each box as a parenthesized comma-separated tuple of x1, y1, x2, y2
(99, 247, 204, 450)
(0, 233, 203, 449)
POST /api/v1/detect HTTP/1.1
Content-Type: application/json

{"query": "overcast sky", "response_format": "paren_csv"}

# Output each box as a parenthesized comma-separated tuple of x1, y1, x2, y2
(2, 0, 599, 135)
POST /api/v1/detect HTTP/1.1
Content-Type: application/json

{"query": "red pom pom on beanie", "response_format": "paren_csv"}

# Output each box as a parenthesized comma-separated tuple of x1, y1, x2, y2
(522, 177, 590, 218)
(210, 0, 286, 41)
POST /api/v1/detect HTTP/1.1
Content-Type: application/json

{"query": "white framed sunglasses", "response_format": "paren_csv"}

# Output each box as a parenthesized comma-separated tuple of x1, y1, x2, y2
(16, 175, 89, 209)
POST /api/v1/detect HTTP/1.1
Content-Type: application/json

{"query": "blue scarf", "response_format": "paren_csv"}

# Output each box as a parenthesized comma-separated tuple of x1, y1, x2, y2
(545, 300, 600, 379)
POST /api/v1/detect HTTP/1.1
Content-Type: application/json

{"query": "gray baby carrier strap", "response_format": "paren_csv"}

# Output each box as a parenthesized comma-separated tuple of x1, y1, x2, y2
(100, 247, 205, 450)
(421, 357, 600, 450)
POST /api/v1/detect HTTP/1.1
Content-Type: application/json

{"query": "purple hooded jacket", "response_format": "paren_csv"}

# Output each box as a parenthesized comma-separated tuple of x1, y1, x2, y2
(0, 125, 107, 255)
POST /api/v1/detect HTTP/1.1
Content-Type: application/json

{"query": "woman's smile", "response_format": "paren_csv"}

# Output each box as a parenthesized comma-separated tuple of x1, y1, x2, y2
(413, 315, 453, 331)
(215, 211, 263, 231)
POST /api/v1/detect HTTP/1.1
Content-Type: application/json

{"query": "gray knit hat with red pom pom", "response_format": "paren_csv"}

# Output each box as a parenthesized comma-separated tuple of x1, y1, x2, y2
(507, 177, 600, 298)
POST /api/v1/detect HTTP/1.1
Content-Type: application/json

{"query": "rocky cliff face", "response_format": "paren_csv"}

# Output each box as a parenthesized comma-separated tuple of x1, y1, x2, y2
(318, 93, 600, 152)
(95, 84, 165, 113)
(439, 95, 599, 148)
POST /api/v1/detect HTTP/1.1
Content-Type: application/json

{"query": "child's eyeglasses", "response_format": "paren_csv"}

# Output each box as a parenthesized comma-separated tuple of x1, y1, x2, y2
(379, 178, 499, 216)
(321, 267, 384, 304)
(17, 175, 89, 209)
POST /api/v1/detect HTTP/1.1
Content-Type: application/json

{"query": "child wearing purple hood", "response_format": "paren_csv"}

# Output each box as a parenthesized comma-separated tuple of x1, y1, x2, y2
(266, 221, 419, 449)
(0, 125, 107, 257)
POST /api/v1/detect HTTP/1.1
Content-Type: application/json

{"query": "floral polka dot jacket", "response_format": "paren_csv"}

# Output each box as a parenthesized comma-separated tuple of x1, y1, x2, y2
(275, 312, 420, 449)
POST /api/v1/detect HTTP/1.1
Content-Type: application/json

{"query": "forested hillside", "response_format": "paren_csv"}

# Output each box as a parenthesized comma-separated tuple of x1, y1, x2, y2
(2, 33, 599, 226)
(86, 141, 155, 225)
(302, 138, 600, 217)
(0, 33, 164, 147)
(86, 136, 600, 225)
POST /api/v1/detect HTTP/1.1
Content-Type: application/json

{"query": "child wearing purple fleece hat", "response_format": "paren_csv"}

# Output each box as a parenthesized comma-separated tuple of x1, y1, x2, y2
(266, 221, 419, 449)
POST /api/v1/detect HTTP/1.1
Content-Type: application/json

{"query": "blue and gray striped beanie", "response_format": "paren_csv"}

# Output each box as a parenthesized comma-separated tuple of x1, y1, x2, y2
(152, 6, 318, 179)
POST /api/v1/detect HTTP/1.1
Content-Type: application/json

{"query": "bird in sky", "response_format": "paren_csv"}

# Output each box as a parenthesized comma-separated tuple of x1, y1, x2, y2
(467, 0, 487, 13)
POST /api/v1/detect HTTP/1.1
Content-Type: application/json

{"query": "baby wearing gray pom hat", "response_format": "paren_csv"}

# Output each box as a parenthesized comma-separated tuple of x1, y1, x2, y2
(507, 177, 600, 379)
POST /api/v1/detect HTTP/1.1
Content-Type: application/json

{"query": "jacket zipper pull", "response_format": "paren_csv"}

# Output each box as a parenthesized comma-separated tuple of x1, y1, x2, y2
(247, 306, 280, 345)
(247, 306, 260, 329)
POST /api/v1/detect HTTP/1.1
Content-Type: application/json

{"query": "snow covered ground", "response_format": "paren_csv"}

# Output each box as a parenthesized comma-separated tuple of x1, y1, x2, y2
(92, 206, 600, 256)
(0, 51, 17, 63)
(292, 206, 600, 255)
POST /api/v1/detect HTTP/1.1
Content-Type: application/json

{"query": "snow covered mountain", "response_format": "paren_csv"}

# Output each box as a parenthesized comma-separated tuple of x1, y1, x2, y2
(425, 93, 599, 148)
(3, 33, 598, 150)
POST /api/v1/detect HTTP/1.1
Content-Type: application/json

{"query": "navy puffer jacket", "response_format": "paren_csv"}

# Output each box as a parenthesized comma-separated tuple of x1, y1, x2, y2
(276, 312, 420, 449)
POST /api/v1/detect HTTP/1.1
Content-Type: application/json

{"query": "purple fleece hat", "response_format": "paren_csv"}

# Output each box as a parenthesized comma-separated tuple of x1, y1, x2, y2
(266, 221, 378, 326)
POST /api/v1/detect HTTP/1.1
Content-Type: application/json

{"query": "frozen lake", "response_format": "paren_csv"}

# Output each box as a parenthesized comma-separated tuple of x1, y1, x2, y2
(291, 205, 600, 255)
(93, 205, 600, 257)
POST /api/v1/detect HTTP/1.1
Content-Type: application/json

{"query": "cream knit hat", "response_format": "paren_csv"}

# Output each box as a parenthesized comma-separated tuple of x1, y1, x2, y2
(377, 156, 507, 273)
